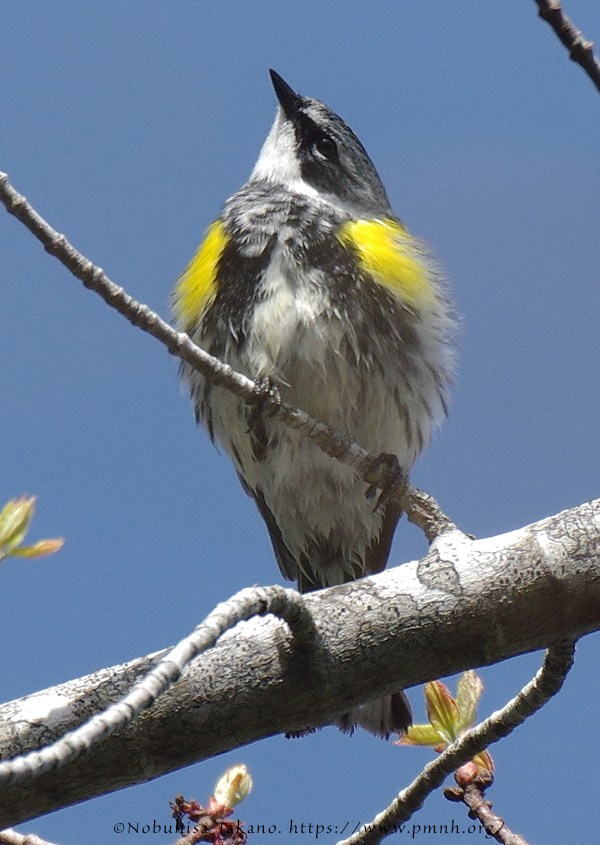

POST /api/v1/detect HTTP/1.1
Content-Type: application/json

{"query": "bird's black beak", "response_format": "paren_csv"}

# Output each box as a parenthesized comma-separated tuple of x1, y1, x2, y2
(269, 69, 302, 118)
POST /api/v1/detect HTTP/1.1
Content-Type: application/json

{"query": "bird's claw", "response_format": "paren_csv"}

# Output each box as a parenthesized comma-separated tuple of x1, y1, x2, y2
(365, 452, 407, 512)
(246, 375, 282, 433)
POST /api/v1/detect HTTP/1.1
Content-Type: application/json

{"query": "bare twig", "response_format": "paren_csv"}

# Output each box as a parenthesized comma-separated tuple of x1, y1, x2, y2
(533, 0, 600, 94)
(446, 776, 531, 845)
(0, 170, 455, 543)
(0, 830, 61, 845)
(0, 585, 315, 787)
(336, 640, 575, 845)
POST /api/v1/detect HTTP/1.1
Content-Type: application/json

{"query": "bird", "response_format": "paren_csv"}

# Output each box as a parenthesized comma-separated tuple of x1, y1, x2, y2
(173, 70, 456, 738)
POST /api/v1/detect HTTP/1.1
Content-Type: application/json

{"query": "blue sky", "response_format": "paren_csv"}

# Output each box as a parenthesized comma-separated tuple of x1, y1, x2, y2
(1, 2, 600, 843)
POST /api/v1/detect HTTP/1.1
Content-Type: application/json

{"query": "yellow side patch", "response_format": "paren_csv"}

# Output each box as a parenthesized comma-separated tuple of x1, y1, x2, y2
(173, 220, 228, 328)
(337, 218, 433, 307)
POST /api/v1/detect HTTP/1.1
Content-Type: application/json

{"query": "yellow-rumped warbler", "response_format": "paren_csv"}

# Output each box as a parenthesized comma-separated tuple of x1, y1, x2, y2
(173, 71, 456, 738)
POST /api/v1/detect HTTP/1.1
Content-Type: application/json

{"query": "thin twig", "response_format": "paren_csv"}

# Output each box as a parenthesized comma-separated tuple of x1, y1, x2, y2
(0, 830, 61, 845)
(336, 640, 575, 845)
(448, 779, 532, 845)
(533, 0, 600, 94)
(0, 585, 315, 787)
(0, 170, 455, 543)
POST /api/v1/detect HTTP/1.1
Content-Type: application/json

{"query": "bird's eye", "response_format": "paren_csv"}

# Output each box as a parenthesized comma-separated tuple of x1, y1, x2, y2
(313, 135, 337, 160)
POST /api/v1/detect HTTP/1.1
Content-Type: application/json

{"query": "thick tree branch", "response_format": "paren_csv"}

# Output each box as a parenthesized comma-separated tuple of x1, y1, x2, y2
(533, 0, 600, 94)
(0, 500, 598, 826)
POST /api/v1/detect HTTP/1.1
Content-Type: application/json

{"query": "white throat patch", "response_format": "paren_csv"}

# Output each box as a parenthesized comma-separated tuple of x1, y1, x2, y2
(250, 108, 320, 199)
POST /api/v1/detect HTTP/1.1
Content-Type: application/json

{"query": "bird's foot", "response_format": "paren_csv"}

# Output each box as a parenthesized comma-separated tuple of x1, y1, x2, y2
(365, 452, 407, 512)
(246, 375, 281, 434)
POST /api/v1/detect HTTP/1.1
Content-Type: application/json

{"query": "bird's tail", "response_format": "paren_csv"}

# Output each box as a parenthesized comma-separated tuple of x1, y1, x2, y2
(335, 690, 412, 739)
(270, 503, 412, 739)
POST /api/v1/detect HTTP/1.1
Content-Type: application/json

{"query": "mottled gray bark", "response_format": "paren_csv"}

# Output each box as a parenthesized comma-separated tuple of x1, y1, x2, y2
(1, 498, 599, 826)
